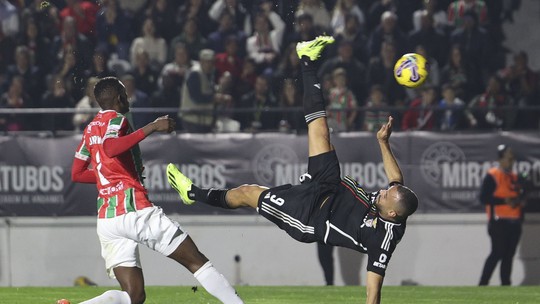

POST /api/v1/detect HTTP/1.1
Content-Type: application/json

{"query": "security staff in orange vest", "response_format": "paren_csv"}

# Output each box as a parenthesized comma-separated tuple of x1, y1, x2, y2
(479, 144, 525, 286)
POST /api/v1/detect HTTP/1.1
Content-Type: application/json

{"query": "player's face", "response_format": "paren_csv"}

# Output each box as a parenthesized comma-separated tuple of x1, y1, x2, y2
(376, 185, 400, 213)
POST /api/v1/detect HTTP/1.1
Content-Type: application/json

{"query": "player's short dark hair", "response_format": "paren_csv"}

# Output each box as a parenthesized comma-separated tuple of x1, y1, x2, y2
(94, 77, 124, 109)
(396, 185, 418, 221)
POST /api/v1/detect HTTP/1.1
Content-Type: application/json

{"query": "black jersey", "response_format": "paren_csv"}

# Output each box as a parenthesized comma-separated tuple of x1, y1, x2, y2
(257, 150, 407, 277)
(315, 176, 406, 276)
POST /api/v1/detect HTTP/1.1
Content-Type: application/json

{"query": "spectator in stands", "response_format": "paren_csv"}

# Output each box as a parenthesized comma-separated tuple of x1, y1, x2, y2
(214, 35, 244, 85)
(208, 0, 249, 35)
(327, 67, 358, 132)
(368, 10, 408, 59)
(130, 49, 159, 97)
(130, 17, 167, 69)
(160, 42, 197, 92)
(450, 11, 488, 94)
(0, 76, 32, 131)
(207, 11, 246, 55)
(3, 45, 44, 104)
(331, 0, 365, 35)
(412, 0, 448, 33)
(319, 40, 367, 103)
(0, 23, 17, 76)
(235, 57, 258, 99)
(73, 76, 99, 131)
(363, 84, 391, 132)
(367, 0, 422, 34)
(95, 0, 133, 61)
(145, 0, 179, 42)
(437, 83, 468, 131)
(54, 46, 87, 101)
(180, 49, 227, 133)
(59, 0, 99, 41)
(40, 74, 75, 131)
(498, 51, 539, 129)
(333, 13, 369, 65)
(367, 40, 406, 107)
(279, 78, 306, 133)
(295, 0, 331, 32)
(51, 16, 93, 79)
(284, 13, 318, 47)
(440, 44, 473, 100)
(152, 70, 183, 122)
(408, 10, 448, 67)
(169, 18, 208, 61)
(16, 16, 52, 74)
(122, 73, 153, 129)
(117, 0, 146, 16)
(236, 75, 279, 132)
(466, 76, 514, 130)
(214, 71, 240, 133)
(0, 0, 20, 38)
(246, 1, 286, 72)
(274, 43, 302, 85)
(177, 0, 213, 36)
(87, 48, 116, 79)
(24, 0, 61, 41)
(447, 0, 488, 29)
(402, 85, 438, 131)
(366, 0, 396, 33)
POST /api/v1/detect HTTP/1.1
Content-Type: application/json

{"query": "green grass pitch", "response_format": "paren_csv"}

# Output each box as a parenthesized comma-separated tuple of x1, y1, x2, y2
(1, 286, 539, 304)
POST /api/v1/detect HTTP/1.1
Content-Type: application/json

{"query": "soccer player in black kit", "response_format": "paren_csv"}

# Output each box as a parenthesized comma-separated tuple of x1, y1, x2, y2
(167, 36, 418, 304)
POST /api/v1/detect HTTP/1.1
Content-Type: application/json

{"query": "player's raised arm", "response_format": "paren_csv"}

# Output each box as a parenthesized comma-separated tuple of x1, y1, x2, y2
(376, 116, 404, 184)
(366, 271, 383, 304)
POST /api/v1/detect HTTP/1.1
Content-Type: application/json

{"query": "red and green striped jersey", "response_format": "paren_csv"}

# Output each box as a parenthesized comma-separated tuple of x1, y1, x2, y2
(75, 110, 153, 218)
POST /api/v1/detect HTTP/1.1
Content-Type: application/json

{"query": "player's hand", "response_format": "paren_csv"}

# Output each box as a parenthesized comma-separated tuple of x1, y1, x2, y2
(152, 115, 176, 133)
(377, 116, 393, 142)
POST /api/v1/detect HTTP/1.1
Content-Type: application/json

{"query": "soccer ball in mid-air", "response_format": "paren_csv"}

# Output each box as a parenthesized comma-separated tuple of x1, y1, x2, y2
(393, 53, 429, 88)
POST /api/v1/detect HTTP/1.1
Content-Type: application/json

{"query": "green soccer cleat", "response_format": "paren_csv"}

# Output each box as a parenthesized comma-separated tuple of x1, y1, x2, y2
(296, 35, 335, 61)
(167, 163, 195, 205)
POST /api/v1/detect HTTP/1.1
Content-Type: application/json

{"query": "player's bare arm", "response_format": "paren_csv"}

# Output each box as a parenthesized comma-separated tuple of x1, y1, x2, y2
(366, 271, 383, 304)
(377, 116, 404, 184)
(141, 115, 176, 135)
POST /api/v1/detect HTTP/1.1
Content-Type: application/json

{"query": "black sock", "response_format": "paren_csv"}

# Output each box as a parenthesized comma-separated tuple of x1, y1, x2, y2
(300, 57, 326, 124)
(189, 185, 231, 209)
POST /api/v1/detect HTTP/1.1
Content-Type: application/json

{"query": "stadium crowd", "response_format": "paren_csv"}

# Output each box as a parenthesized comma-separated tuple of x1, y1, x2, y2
(0, 0, 537, 133)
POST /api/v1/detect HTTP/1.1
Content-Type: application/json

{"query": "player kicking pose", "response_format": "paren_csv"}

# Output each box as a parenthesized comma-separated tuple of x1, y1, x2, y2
(69, 77, 243, 304)
(167, 36, 418, 304)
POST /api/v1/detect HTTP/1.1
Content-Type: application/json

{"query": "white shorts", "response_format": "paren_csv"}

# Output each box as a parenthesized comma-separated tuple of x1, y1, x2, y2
(96, 206, 188, 278)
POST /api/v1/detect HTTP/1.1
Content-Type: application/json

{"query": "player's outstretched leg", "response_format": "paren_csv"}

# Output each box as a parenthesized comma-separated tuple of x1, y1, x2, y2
(167, 164, 263, 209)
(296, 36, 335, 157)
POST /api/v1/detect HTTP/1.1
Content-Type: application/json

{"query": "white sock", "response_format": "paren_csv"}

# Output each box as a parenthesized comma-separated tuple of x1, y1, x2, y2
(194, 262, 244, 304)
(79, 290, 131, 304)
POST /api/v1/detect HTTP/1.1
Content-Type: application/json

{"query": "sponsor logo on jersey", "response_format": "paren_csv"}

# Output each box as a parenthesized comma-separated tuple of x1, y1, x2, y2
(373, 261, 386, 269)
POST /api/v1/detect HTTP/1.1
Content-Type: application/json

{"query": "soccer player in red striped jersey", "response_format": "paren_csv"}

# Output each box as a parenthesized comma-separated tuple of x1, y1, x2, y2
(167, 37, 418, 304)
(69, 77, 243, 304)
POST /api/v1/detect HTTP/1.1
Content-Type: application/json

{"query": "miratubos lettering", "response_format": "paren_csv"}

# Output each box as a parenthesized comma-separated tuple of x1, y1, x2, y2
(0, 165, 64, 192)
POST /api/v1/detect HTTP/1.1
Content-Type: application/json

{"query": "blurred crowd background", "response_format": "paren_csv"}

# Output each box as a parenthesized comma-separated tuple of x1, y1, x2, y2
(0, 0, 537, 134)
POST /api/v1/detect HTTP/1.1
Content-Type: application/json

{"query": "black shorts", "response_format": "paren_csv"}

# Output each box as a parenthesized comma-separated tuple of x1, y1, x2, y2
(257, 150, 341, 243)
